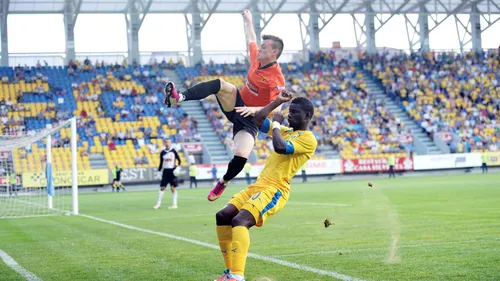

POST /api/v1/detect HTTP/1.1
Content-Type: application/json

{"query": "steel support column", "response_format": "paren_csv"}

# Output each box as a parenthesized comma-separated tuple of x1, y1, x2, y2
(419, 3, 429, 52)
(308, 14, 320, 53)
(0, 0, 9, 66)
(185, 0, 221, 65)
(64, 0, 80, 64)
(251, 0, 262, 45)
(192, 13, 203, 65)
(126, 4, 140, 64)
(470, 4, 482, 53)
(364, 1, 376, 54)
(125, 0, 152, 64)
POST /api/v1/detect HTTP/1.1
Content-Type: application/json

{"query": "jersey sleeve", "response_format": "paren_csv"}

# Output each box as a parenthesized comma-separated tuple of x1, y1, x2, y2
(259, 118, 291, 137)
(249, 42, 259, 68)
(284, 132, 317, 155)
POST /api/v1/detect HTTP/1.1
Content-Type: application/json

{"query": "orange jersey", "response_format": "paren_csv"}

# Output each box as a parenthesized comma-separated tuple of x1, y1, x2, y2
(239, 42, 286, 107)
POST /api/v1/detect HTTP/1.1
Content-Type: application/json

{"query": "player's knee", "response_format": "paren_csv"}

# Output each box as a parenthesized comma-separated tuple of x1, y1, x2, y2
(234, 142, 253, 158)
(217, 78, 236, 95)
(231, 210, 255, 228)
(216, 210, 232, 225)
(233, 142, 251, 156)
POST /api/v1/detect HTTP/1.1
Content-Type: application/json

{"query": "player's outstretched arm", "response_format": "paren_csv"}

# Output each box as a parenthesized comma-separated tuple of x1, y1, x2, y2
(242, 10, 257, 44)
(235, 104, 283, 118)
(254, 90, 292, 128)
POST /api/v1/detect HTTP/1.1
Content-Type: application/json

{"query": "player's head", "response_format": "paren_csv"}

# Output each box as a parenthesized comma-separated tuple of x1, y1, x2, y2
(258, 35, 284, 62)
(165, 139, 172, 149)
(287, 97, 314, 130)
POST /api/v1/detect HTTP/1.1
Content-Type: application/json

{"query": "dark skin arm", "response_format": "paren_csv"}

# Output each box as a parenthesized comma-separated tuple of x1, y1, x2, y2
(254, 90, 292, 155)
(271, 113, 287, 154)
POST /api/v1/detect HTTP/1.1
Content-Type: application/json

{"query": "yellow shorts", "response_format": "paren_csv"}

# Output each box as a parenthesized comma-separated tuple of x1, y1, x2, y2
(228, 183, 288, 227)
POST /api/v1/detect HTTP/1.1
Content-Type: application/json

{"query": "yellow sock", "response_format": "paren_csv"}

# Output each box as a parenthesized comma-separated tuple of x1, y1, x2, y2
(216, 225, 233, 270)
(231, 226, 250, 276)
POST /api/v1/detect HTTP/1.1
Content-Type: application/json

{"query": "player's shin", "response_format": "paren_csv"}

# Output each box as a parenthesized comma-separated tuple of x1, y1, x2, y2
(222, 156, 247, 183)
(172, 190, 178, 206)
(157, 190, 164, 206)
(231, 226, 250, 277)
(216, 225, 233, 270)
(182, 79, 221, 101)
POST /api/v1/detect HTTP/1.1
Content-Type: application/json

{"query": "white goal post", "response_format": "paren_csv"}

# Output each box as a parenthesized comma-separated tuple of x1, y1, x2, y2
(0, 118, 78, 218)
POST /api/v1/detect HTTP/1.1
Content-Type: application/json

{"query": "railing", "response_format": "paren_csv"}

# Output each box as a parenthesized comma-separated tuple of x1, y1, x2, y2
(5, 50, 304, 67)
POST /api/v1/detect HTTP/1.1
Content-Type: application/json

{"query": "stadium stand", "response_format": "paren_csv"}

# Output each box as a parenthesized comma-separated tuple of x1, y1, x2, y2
(361, 50, 500, 154)
(8, 49, 497, 171)
(1, 60, 194, 173)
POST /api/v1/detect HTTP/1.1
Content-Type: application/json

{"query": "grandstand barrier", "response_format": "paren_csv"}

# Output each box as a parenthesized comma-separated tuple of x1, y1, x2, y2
(485, 152, 500, 166)
(21, 169, 109, 188)
(12, 153, 498, 188)
(341, 157, 414, 173)
(413, 153, 482, 170)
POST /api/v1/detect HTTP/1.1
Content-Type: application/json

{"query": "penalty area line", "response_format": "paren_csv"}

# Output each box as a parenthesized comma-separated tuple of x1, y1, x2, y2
(0, 249, 42, 281)
(79, 213, 365, 281)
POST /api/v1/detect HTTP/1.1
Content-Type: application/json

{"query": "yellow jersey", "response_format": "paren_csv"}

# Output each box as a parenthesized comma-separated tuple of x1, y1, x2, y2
(256, 118, 317, 192)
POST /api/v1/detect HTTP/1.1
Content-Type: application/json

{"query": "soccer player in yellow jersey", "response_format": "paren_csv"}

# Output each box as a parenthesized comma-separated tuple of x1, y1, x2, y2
(213, 90, 317, 281)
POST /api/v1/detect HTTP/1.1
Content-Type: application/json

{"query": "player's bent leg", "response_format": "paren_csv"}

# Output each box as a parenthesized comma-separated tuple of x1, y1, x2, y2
(164, 78, 234, 108)
(214, 79, 238, 113)
(215, 204, 240, 274)
(222, 131, 254, 182)
(229, 210, 255, 280)
(208, 131, 254, 202)
(215, 189, 251, 279)
(216, 204, 240, 226)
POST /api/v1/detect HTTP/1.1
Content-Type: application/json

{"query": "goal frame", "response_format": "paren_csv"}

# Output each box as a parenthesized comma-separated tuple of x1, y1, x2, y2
(0, 117, 79, 217)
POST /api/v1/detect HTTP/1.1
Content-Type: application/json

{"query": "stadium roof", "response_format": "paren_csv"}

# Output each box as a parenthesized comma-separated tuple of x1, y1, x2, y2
(7, 0, 500, 15)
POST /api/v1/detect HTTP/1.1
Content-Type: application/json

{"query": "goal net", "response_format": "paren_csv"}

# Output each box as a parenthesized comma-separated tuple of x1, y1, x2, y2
(0, 118, 78, 218)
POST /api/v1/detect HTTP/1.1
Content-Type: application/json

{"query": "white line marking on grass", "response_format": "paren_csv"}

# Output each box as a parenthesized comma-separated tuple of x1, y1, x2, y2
(0, 249, 42, 281)
(273, 239, 500, 258)
(117, 213, 214, 222)
(0, 214, 59, 219)
(80, 213, 365, 281)
(287, 202, 352, 207)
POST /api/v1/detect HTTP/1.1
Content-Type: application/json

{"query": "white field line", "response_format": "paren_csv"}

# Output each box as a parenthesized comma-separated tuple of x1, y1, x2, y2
(0, 214, 59, 219)
(116, 213, 214, 222)
(287, 202, 352, 207)
(0, 249, 42, 281)
(80, 213, 366, 281)
(273, 238, 500, 258)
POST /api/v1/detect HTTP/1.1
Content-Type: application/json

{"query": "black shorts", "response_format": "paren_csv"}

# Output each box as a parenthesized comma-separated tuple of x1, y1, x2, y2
(216, 89, 258, 140)
(160, 169, 178, 187)
(113, 178, 120, 182)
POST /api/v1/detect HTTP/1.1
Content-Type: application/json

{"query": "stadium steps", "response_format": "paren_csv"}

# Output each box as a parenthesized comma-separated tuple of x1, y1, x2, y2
(165, 70, 230, 164)
(89, 153, 108, 169)
(362, 74, 443, 155)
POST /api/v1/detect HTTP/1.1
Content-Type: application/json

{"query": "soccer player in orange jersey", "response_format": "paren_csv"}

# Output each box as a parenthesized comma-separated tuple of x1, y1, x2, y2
(164, 10, 286, 202)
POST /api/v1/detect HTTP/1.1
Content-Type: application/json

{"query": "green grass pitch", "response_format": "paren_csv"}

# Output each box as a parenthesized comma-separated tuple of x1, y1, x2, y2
(1, 173, 499, 281)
